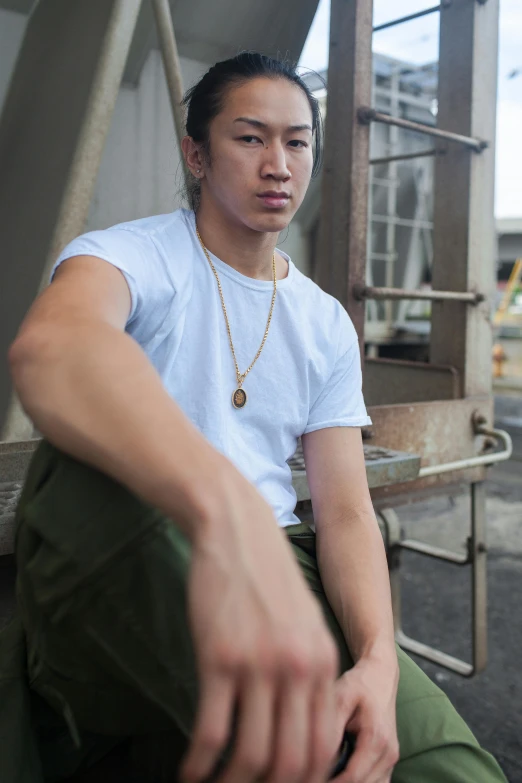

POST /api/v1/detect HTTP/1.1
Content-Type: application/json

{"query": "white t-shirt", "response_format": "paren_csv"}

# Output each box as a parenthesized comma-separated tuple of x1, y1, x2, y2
(53, 209, 371, 527)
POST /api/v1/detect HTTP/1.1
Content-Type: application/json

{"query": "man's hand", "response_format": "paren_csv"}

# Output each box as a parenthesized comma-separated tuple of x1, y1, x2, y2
(180, 471, 341, 783)
(332, 656, 400, 783)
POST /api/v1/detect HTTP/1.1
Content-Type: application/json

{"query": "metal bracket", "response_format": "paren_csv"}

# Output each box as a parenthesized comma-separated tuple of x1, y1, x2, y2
(379, 481, 488, 677)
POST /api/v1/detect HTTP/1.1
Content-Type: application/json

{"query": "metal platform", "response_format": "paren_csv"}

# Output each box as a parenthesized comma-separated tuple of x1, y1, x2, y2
(289, 441, 420, 502)
(0, 439, 421, 556)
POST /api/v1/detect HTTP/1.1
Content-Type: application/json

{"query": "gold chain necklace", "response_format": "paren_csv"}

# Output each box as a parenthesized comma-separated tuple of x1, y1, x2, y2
(196, 226, 277, 409)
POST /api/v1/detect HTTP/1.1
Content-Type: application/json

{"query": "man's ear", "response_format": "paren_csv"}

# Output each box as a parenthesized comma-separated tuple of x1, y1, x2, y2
(182, 136, 205, 178)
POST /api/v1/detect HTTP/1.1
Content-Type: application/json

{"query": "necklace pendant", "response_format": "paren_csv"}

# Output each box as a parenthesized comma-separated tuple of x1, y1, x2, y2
(232, 387, 247, 409)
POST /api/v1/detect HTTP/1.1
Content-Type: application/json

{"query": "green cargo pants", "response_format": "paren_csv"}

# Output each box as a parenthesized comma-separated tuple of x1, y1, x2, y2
(0, 441, 507, 782)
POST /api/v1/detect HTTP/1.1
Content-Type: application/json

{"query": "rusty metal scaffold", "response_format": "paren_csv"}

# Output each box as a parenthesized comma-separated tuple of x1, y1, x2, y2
(317, 0, 506, 676)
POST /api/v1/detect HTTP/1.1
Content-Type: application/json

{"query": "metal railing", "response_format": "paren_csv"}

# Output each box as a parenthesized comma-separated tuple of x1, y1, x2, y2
(354, 285, 485, 304)
(370, 149, 439, 166)
(359, 107, 488, 151)
(381, 418, 513, 678)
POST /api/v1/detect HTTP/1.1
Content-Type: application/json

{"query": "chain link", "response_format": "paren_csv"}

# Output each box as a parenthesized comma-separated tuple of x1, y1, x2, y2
(196, 226, 277, 389)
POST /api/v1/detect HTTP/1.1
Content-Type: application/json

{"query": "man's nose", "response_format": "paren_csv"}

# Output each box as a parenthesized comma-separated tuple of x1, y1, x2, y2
(261, 142, 291, 180)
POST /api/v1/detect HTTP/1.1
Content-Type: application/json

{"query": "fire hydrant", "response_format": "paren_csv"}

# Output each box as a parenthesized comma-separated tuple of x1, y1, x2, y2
(492, 343, 507, 378)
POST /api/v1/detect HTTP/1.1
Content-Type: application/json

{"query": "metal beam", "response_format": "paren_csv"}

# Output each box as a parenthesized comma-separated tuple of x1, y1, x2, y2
(373, 5, 441, 33)
(317, 0, 373, 352)
(430, 0, 499, 396)
(0, 0, 142, 433)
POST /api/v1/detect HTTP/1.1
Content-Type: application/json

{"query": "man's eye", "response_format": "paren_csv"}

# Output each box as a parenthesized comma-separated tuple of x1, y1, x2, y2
(241, 135, 262, 144)
(289, 140, 308, 148)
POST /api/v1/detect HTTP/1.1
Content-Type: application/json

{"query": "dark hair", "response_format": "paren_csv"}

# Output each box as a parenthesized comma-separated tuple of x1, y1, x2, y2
(182, 51, 323, 210)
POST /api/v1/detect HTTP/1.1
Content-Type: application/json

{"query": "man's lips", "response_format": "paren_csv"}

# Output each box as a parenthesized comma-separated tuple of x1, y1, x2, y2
(257, 191, 291, 208)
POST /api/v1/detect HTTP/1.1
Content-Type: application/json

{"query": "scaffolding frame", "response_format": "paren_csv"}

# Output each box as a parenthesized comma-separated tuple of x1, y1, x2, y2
(318, 0, 501, 675)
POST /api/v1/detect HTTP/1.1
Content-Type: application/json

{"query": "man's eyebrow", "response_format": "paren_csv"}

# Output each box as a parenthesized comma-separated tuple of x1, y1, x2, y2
(233, 117, 313, 132)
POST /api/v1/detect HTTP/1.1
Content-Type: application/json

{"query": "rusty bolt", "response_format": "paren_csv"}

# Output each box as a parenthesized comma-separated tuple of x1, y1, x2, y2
(472, 411, 488, 431)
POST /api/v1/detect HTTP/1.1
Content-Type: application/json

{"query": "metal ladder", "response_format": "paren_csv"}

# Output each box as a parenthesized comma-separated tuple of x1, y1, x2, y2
(317, 0, 506, 676)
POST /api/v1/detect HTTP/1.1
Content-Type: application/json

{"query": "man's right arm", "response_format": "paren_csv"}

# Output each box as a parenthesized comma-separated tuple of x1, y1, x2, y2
(9, 255, 233, 538)
(9, 256, 340, 783)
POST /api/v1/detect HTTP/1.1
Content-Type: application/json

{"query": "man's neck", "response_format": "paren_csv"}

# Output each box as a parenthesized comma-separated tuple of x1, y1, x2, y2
(194, 202, 288, 281)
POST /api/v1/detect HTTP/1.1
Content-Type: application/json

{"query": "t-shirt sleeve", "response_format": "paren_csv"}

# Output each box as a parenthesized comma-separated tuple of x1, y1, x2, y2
(50, 227, 165, 325)
(304, 309, 372, 434)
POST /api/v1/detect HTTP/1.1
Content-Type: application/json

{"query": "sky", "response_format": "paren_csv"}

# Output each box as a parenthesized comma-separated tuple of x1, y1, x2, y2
(300, 0, 522, 219)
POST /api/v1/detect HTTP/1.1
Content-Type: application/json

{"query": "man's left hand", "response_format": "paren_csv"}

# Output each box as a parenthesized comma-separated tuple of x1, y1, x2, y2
(331, 656, 400, 783)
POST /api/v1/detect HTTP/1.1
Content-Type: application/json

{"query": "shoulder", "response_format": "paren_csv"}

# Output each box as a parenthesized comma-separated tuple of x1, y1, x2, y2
(289, 266, 358, 354)
(54, 209, 196, 286)
(77, 208, 194, 259)
(52, 209, 197, 321)
(107, 208, 193, 243)
(56, 209, 194, 261)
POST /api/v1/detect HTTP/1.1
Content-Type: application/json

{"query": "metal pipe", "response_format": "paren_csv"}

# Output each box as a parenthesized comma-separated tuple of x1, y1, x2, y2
(372, 214, 433, 230)
(471, 481, 488, 673)
(418, 427, 513, 478)
(370, 149, 439, 165)
(383, 66, 400, 325)
(395, 630, 474, 677)
(354, 285, 484, 303)
(151, 0, 189, 187)
(358, 107, 488, 151)
(373, 5, 442, 33)
(400, 539, 468, 564)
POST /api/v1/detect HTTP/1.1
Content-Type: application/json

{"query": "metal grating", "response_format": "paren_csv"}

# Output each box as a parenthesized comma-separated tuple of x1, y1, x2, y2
(0, 482, 21, 515)
(0, 481, 21, 556)
(288, 439, 415, 471)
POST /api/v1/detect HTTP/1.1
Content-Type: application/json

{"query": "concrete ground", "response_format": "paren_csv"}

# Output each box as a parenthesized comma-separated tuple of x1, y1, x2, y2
(1, 396, 521, 780)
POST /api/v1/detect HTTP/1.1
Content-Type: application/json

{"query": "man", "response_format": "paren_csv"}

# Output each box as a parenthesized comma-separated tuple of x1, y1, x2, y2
(1, 53, 506, 783)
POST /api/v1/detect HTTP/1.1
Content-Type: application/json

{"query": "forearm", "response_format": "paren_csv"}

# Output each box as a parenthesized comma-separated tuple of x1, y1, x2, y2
(10, 321, 235, 540)
(316, 510, 397, 668)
